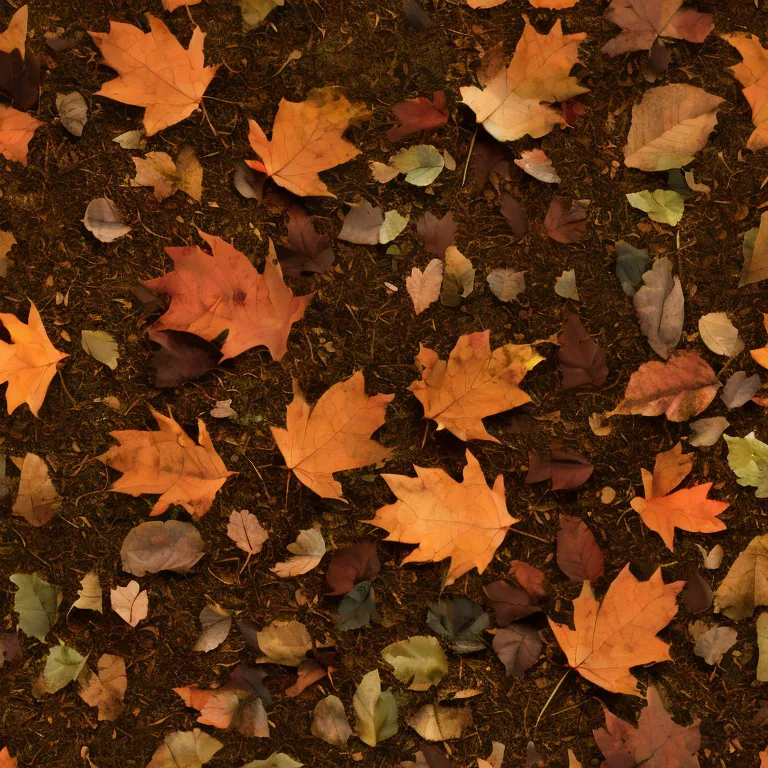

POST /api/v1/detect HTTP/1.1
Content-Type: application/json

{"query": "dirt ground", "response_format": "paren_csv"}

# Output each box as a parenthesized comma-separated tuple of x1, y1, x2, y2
(1, 0, 768, 765)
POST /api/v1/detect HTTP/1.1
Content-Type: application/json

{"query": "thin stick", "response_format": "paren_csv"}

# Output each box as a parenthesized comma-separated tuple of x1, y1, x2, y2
(200, 100, 219, 138)
(461, 127, 478, 187)
(58, 370, 76, 406)
(534, 669, 570, 730)
(510, 527, 550, 544)
(284, 472, 291, 509)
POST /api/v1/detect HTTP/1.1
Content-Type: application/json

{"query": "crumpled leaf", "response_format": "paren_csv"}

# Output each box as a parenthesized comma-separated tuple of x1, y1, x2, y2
(145, 233, 313, 362)
(714, 534, 768, 619)
(146, 729, 222, 768)
(110, 580, 149, 626)
(407, 259, 444, 315)
(83, 197, 131, 242)
(271, 528, 326, 577)
(426, 596, 489, 653)
(484, 581, 542, 626)
(487, 268, 526, 302)
(409, 704, 472, 741)
(371, 450, 518, 586)
(545, 199, 589, 243)
(723, 34, 768, 151)
(99, 408, 234, 519)
(386, 91, 448, 142)
(556, 514, 605, 581)
(72, 572, 102, 614)
(724, 432, 768, 498)
(121, 521, 205, 577)
(626, 189, 684, 225)
(409, 330, 542, 442)
(689, 416, 729, 447)
(721, 371, 761, 410)
(10, 572, 61, 641)
(699, 312, 743, 357)
(131, 147, 202, 202)
(441, 247, 475, 307)
(0, 104, 42, 165)
(33, 643, 87, 697)
(416, 211, 456, 256)
(689, 620, 737, 665)
(515, 148, 560, 183)
(549, 564, 684, 695)
(90, 15, 218, 136)
(81, 330, 120, 370)
(277, 205, 334, 277)
(0, 301, 68, 416)
(312, 695, 353, 746)
(193, 603, 232, 652)
(247, 87, 366, 197)
(623, 84, 723, 171)
(337, 580, 381, 631)
(326, 539, 380, 596)
(390, 144, 445, 186)
(12, 452, 61, 527)
(607, 350, 719, 422)
(353, 670, 398, 747)
(78, 654, 127, 721)
(382, 636, 448, 691)
(227, 509, 269, 556)
(614, 240, 649, 297)
(525, 446, 593, 490)
(633, 257, 684, 359)
(56, 91, 88, 137)
(493, 624, 542, 677)
(460, 19, 587, 142)
(558, 312, 607, 389)
(339, 200, 384, 245)
(255, 619, 312, 666)
(271, 372, 392, 501)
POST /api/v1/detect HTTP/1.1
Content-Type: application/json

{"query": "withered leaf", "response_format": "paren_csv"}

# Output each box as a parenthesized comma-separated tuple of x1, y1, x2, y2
(525, 446, 594, 490)
(121, 520, 205, 577)
(386, 91, 448, 143)
(325, 539, 380, 596)
(544, 198, 589, 243)
(416, 211, 456, 256)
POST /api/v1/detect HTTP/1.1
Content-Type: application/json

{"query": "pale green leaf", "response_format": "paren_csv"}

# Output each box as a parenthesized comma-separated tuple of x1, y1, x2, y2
(724, 432, 768, 497)
(353, 670, 398, 746)
(33, 643, 87, 696)
(381, 635, 448, 691)
(391, 145, 444, 186)
(81, 330, 120, 370)
(379, 211, 409, 244)
(10, 573, 61, 641)
(626, 189, 684, 225)
(554, 269, 579, 300)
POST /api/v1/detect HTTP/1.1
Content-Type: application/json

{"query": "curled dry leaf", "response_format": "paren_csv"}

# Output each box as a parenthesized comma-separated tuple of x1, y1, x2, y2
(386, 91, 448, 143)
(82, 198, 131, 243)
(12, 452, 61, 527)
(556, 514, 605, 581)
(121, 520, 205, 577)
(271, 528, 326, 577)
(312, 695, 353, 746)
(131, 147, 203, 202)
(193, 603, 232, 652)
(98, 408, 234, 519)
(407, 259, 443, 316)
(110, 581, 148, 627)
(78, 654, 127, 721)
(227, 509, 269, 556)
(56, 91, 88, 137)
(633, 257, 684, 359)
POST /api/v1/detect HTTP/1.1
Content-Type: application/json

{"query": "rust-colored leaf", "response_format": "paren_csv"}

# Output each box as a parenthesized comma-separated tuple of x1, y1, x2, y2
(326, 540, 380, 596)
(723, 33, 768, 151)
(11, 452, 61, 526)
(525, 446, 593, 490)
(544, 197, 589, 243)
(556, 514, 604, 582)
(0, 104, 40, 165)
(558, 312, 608, 390)
(386, 91, 448, 143)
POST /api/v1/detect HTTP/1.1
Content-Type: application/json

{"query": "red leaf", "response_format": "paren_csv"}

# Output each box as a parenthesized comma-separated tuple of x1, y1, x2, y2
(558, 312, 608, 390)
(416, 211, 456, 256)
(483, 581, 541, 626)
(544, 197, 589, 243)
(525, 446, 594, 490)
(277, 205, 334, 277)
(508, 560, 549, 599)
(556, 514, 605, 581)
(325, 540, 380, 596)
(386, 91, 448, 142)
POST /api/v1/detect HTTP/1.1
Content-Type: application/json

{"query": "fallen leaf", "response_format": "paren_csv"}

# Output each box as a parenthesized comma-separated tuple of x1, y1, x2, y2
(544, 198, 589, 243)
(509, 561, 550, 599)
(312, 695, 353, 746)
(82, 197, 131, 242)
(0, 104, 41, 165)
(210, 399, 236, 419)
(724, 432, 768, 497)
(353, 670, 398, 746)
(409, 704, 472, 741)
(525, 446, 593, 490)
(493, 624, 541, 677)
(699, 312, 744, 357)
(0, 6, 38, 109)
(131, 147, 202, 202)
(614, 240, 650, 296)
(90, 15, 218, 135)
(114, 129, 145, 149)
(227, 510, 269, 556)
(554, 269, 579, 301)
(566, 750, 582, 768)
(277, 205, 334, 277)
(233, 160, 264, 200)
(240, 0, 285, 29)
(0, 301, 68, 416)
(460, 19, 587, 142)
(0, 6, 28, 58)
(426, 597, 489, 653)
(99, 408, 234, 519)
(241, 755, 301, 768)
(271, 372, 392, 501)
(72, 572, 102, 614)
(382, 636, 448, 690)
(10, 572, 61, 641)
(110, 581, 149, 626)
(12, 452, 61, 526)
(487, 268, 526, 302)
(607, 350, 719, 421)
(0, 229, 16, 277)
(255, 619, 312, 666)
(549, 564, 684, 695)
(714, 533, 768, 619)
(78, 654, 127, 721)
(407, 259, 444, 315)
(689, 621, 737, 665)
(271, 528, 326, 577)
(416, 211, 456, 256)
(501, 194, 528, 236)
(558, 312, 608, 389)
(441, 246, 475, 307)
(121, 521, 205, 577)
(380, 210, 410, 243)
(146, 729, 222, 768)
(285, 658, 327, 698)
(721, 371, 761, 409)
(723, 33, 768, 151)
(56, 91, 87, 137)
(193, 603, 232, 652)
(409, 330, 542, 441)
(623, 84, 723, 170)
(758, 613, 768, 681)
(150, 330, 220, 388)
(484, 581, 542, 625)
(602, 0, 713, 55)
(337, 580, 381, 630)
(695, 543, 724, 569)
(81, 330, 120, 370)
(403, 0, 436, 30)
(0, 749, 13, 768)
(626, 189, 684, 225)
(690, 416, 729, 447)
(515, 149, 560, 183)
(0, 635, 19, 668)
(556, 514, 605, 581)
(390, 144, 445, 186)
(684, 570, 713, 613)
(370, 160, 400, 183)
(247, 87, 366, 196)
(339, 200, 384, 244)
(387, 92, 449, 142)
(33, 643, 87, 697)
(326, 540, 380, 596)
(752, 313, 768, 366)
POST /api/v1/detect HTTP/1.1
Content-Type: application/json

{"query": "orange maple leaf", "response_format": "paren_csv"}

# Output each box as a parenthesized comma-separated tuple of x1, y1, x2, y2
(630, 442, 728, 551)
(752, 313, 768, 369)
(548, 564, 684, 696)
(90, 14, 218, 136)
(0, 104, 42, 165)
(409, 330, 543, 442)
(460, 17, 588, 142)
(271, 372, 393, 501)
(247, 87, 367, 197)
(723, 33, 768, 151)
(369, 449, 518, 586)
(145, 232, 313, 362)
(98, 408, 235, 519)
(0, 302, 68, 417)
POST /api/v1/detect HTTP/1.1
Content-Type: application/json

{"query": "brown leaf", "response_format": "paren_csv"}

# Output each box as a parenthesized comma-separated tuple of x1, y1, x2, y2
(714, 534, 768, 620)
(557, 312, 608, 389)
(440, 247, 475, 307)
(556, 514, 605, 582)
(683, 570, 714, 614)
(544, 197, 589, 243)
(0, 634, 20, 669)
(386, 91, 448, 143)
(500, 194, 528, 236)
(725, 34, 768, 152)
(508, 561, 549, 599)
(120, 520, 205, 577)
(286, 658, 328, 697)
(192, 603, 232, 652)
(493, 625, 542, 677)
(487, 268, 526, 302)
(416, 211, 456, 256)
(326, 539, 380, 596)
(131, 146, 202, 202)
(483, 581, 541, 625)
(741, 215, 768, 287)
(525, 446, 594, 490)
(633, 257, 684, 359)
(146, 730, 222, 768)
(409, 330, 542, 442)
(227, 509, 269, 556)
(12, 452, 61, 526)
(473, 136, 511, 188)
(514, 148, 560, 183)
(338, 199, 384, 244)
(277, 205, 334, 277)
(407, 259, 444, 316)
(149, 330, 220, 389)
(110, 581, 149, 626)
(78, 654, 127, 721)
(312, 694, 353, 746)
(271, 372, 393, 501)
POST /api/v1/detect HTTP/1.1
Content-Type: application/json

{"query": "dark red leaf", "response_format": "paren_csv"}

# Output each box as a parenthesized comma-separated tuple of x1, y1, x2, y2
(284, 659, 327, 697)
(558, 312, 608, 390)
(0, 633, 20, 668)
(483, 581, 541, 626)
(526, 741, 545, 767)
(149, 330, 220, 388)
(325, 539, 380, 595)
(683, 571, 713, 614)
(386, 91, 448, 142)
(277, 205, 335, 277)
(525, 446, 594, 490)
(420, 743, 454, 768)
(561, 99, 586, 128)
(0, 49, 39, 110)
(473, 136, 511, 188)
(493, 624, 541, 677)
(544, 197, 589, 243)
(416, 211, 456, 257)
(556, 514, 605, 582)
(508, 561, 550, 599)
(501, 195, 528, 237)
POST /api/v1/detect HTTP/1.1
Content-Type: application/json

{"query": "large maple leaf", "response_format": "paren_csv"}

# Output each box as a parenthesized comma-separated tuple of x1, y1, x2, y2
(602, 0, 713, 56)
(145, 232, 313, 362)
(98, 408, 235, 519)
(723, 33, 768, 151)
(247, 86, 367, 197)
(460, 17, 588, 142)
(89, 14, 218, 136)
(369, 449, 518, 586)
(271, 372, 393, 501)
(630, 442, 728, 550)
(549, 564, 684, 695)
(409, 330, 543, 442)
(0, 302, 68, 417)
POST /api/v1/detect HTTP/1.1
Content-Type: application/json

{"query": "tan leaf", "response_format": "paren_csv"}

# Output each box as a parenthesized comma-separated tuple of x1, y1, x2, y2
(409, 330, 542, 442)
(723, 33, 768, 151)
(549, 564, 684, 695)
(78, 654, 127, 721)
(271, 371, 393, 501)
(441, 246, 475, 307)
(146, 729, 222, 768)
(110, 581, 149, 627)
(369, 449, 519, 586)
(163, 0, 202, 9)
(714, 534, 768, 620)
(192, 603, 232, 652)
(0, 5, 28, 57)
(226, 509, 269, 555)
(72, 572, 103, 614)
(90, 15, 218, 136)
(406, 259, 443, 315)
(255, 619, 312, 666)
(0, 229, 16, 277)
(271, 528, 326, 577)
(312, 695, 353, 746)
(12, 452, 61, 526)
(240, 0, 285, 28)
(741, 213, 768, 287)
(0, 105, 42, 165)
(752, 314, 768, 369)
(131, 146, 202, 202)
(247, 87, 367, 196)
(514, 148, 561, 182)
(408, 703, 472, 741)
(699, 312, 744, 357)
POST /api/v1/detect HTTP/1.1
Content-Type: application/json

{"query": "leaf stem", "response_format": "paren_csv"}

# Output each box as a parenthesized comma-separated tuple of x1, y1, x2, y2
(534, 668, 570, 730)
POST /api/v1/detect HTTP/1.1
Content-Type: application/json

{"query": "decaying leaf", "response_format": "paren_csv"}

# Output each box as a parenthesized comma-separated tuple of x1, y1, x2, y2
(409, 330, 542, 442)
(271, 528, 326, 577)
(549, 564, 684, 695)
(312, 695, 353, 746)
(72, 572, 103, 614)
(370, 450, 518, 586)
(633, 257, 684, 359)
(121, 521, 205, 577)
(193, 603, 232, 652)
(99, 408, 234, 518)
(56, 91, 88, 137)
(110, 581, 149, 626)
(271, 372, 392, 501)
(78, 654, 127, 721)
(82, 197, 131, 243)
(326, 540, 380, 596)
(255, 619, 312, 666)
(545, 199, 589, 243)
(556, 514, 605, 581)
(10, 572, 61, 641)
(131, 147, 203, 202)
(146, 729, 222, 768)
(11, 452, 61, 527)
(407, 259, 444, 315)
(689, 620, 737, 665)
(509, 561, 550, 599)
(409, 703, 472, 741)
(381, 636, 448, 690)
(386, 91, 448, 142)
(714, 533, 768, 619)
(353, 670, 398, 746)
(227, 510, 269, 556)
(441, 247, 475, 307)
(426, 596, 489, 653)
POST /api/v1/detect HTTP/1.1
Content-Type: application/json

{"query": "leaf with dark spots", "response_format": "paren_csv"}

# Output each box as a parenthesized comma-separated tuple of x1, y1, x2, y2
(337, 581, 381, 631)
(683, 570, 713, 614)
(525, 446, 594, 490)
(544, 197, 589, 243)
(0, 49, 39, 110)
(556, 514, 605, 581)
(386, 91, 448, 143)
(326, 539, 380, 596)
(426, 596, 489, 653)
(416, 211, 456, 257)
(483, 581, 541, 626)
(493, 624, 542, 677)
(277, 205, 334, 277)
(150, 330, 220, 388)
(558, 312, 608, 390)
(501, 195, 527, 237)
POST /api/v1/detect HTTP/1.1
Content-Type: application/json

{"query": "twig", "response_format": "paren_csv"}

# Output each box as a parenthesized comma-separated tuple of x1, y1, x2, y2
(534, 669, 570, 730)
(461, 126, 478, 187)
(58, 370, 77, 406)
(510, 527, 550, 544)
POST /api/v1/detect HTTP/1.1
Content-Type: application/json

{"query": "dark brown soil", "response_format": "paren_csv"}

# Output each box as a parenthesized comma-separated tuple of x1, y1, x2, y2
(1, 0, 767, 766)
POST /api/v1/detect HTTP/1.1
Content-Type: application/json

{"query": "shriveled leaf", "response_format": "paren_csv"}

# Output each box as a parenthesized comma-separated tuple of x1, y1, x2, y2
(193, 603, 232, 652)
(689, 621, 737, 665)
(271, 528, 326, 577)
(407, 259, 444, 316)
(545, 199, 589, 243)
(633, 257, 684, 359)
(56, 91, 88, 137)
(312, 695, 353, 746)
(391, 144, 445, 186)
(256, 619, 312, 666)
(227, 510, 269, 555)
(110, 581, 149, 626)
(12, 452, 61, 527)
(699, 312, 743, 357)
(386, 92, 448, 142)
(441, 247, 475, 307)
(10, 573, 61, 641)
(483, 581, 541, 626)
(714, 533, 768, 620)
(487, 268, 525, 302)
(382, 636, 448, 690)
(78, 654, 127, 721)
(626, 189, 684, 225)
(409, 704, 472, 741)
(556, 514, 604, 581)
(493, 624, 541, 677)
(81, 330, 120, 370)
(526, 447, 593, 490)
(82, 198, 131, 242)
(353, 670, 398, 746)
(339, 200, 384, 245)
(724, 432, 768, 497)
(146, 729, 222, 768)
(121, 521, 205, 577)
